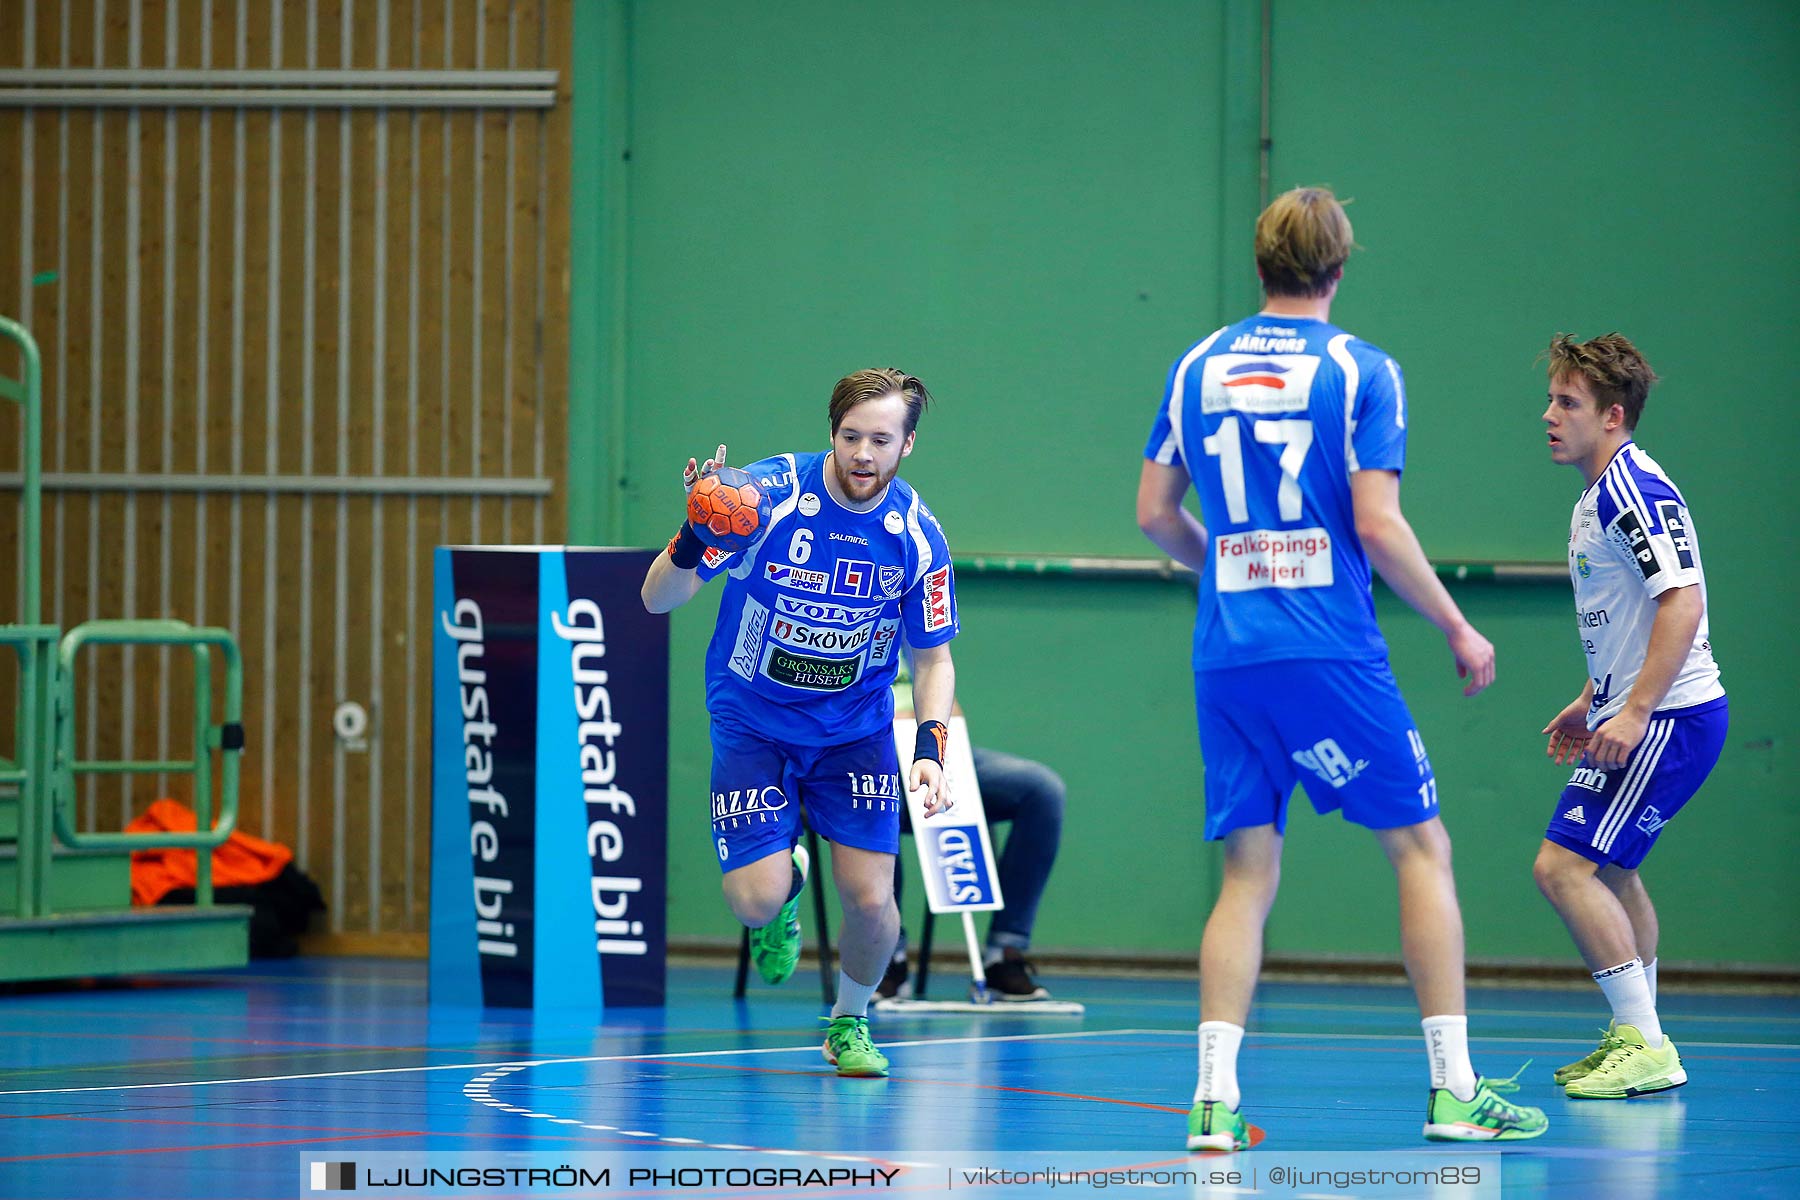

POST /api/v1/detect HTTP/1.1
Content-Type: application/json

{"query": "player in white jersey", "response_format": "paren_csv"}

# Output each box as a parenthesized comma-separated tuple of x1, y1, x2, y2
(1138, 187, 1547, 1149)
(1533, 333, 1727, 1099)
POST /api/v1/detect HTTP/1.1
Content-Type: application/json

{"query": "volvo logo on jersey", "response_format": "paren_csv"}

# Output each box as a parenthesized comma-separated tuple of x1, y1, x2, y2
(431, 547, 669, 1011)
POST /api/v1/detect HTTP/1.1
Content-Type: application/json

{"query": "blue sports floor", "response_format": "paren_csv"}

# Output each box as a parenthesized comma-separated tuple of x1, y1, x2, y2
(1, 959, 1795, 1199)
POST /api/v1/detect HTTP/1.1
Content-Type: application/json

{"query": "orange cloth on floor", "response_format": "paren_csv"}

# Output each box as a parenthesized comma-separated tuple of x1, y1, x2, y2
(127, 798, 293, 906)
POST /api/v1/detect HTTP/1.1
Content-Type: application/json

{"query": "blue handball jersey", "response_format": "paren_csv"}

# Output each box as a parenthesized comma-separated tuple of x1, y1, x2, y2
(697, 451, 959, 747)
(1143, 315, 1408, 669)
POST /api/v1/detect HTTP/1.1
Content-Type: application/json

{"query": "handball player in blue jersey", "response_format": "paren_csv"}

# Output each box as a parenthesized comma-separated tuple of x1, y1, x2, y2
(1532, 334, 1725, 1100)
(1137, 187, 1548, 1148)
(641, 368, 959, 1077)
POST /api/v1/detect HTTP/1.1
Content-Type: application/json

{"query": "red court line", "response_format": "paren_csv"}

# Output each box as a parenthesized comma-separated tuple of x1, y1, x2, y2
(0, 1113, 644, 1144)
(0, 1129, 416, 1164)
(609, 1057, 1189, 1113)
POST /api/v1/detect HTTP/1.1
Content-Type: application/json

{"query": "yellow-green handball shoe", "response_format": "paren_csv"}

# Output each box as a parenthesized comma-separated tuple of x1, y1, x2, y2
(821, 1015, 889, 1078)
(1423, 1070, 1550, 1141)
(749, 844, 808, 986)
(1554, 1021, 1624, 1086)
(1186, 1100, 1251, 1152)
(1564, 1024, 1687, 1099)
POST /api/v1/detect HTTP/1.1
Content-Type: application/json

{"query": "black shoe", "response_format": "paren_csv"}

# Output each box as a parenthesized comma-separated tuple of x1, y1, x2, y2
(981, 957, 1050, 1002)
(875, 956, 911, 1000)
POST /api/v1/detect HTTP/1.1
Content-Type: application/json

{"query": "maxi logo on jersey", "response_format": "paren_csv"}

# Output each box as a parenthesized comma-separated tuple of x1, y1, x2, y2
(922, 566, 953, 632)
(765, 562, 829, 593)
(1200, 352, 1320, 415)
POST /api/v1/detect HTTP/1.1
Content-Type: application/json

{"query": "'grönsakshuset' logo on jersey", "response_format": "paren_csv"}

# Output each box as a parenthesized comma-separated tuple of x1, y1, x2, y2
(763, 646, 861, 691)
(775, 596, 882, 626)
(765, 563, 829, 593)
(878, 565, 905, 599)
(921, 565, 952, 631)
(832, 559, 874, 599)
(770, 618, 874, 655)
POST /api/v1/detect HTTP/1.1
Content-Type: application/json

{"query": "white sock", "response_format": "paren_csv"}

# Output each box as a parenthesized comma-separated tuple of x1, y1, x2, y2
(1421, 1015, 1477, 1102)
(1193, 1021, 1244, 1111)
(1645, 957, 1658, 1004)
(1594, 958, 1663, 1047)
(831, 970, 878, 1019)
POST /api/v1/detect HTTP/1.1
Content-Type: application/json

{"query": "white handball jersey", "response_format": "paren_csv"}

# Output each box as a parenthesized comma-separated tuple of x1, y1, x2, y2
(1568, 442, 1724, 728)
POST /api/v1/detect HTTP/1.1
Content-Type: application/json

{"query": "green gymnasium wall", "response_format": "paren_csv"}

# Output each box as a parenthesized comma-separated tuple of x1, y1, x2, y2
(570, 1, 1800, 968)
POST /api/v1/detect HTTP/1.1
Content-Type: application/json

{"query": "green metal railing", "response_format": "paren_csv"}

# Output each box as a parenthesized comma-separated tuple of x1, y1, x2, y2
(1, 626, 58, 918)
(0, 315, 42, 628)
(3, 315, 248, 928)
(53, 621, 245, 906)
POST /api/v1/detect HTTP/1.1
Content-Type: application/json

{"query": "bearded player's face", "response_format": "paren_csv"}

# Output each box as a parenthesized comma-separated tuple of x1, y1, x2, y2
(830, 393, 914, 503)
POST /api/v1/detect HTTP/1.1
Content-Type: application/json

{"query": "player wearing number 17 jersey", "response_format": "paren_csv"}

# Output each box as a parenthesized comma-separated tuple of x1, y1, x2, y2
(1136, 187, 1547, 1150)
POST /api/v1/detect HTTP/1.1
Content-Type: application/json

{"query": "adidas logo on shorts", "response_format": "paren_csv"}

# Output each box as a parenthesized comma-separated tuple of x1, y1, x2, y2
(1562, 805, 1586, 825)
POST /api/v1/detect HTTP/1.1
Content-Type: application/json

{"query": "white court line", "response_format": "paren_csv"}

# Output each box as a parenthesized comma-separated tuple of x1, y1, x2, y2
(0, 1028, 1136, 1097)
(6, 1026, 1793, 1098)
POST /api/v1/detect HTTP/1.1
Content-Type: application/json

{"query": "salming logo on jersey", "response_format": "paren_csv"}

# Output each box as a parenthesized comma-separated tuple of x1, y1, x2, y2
(1568, 444, 1722, 729)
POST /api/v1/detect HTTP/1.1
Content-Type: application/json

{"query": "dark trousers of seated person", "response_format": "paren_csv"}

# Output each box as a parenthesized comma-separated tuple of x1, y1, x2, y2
(894, 746, 1065, 959)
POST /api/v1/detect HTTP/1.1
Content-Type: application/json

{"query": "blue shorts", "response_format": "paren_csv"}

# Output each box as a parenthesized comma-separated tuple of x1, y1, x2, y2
(1194, 658, 1437, 841)
(1545, 696, 1727, 870)
(708, 718, 902, 873)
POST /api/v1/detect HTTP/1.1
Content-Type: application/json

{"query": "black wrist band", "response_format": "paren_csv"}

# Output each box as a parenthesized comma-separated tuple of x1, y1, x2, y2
(914, 719, 948, 766)
(668, 522, 705, 570)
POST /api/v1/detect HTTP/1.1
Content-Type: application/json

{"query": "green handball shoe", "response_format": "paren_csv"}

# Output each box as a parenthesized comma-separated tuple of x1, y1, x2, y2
(749, 844, 808, 986)
(1186, 1101, 1251, 1152)
(1554, 1021, 1624, 1086)
(1564, 1024, 1687, 1098)
(1423, 1068, 1550, 1141)
(821, 1015, 889, 1077)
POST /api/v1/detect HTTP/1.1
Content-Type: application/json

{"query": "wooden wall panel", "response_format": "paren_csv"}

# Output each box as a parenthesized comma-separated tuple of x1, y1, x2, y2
(0, 0, 573, 943)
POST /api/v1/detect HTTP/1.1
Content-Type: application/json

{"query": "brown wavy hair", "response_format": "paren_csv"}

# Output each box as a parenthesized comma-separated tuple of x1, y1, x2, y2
(1544, 333, 1659, 430)
(828, 368, 933, 436)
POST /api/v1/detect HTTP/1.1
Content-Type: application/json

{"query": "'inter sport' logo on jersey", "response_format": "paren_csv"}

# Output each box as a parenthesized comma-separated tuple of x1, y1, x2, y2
(765, 562, 829, 593)
(1200, 352, 1320, 415)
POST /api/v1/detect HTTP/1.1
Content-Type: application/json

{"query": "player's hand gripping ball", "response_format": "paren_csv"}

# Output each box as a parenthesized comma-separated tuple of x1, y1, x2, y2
(686, 466, 771, 552)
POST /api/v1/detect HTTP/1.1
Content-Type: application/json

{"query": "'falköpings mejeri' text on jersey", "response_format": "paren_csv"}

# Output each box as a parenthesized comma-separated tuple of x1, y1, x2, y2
(1568, 442, 1722, 728)
(1143, 316, 1406, 668)
(697, 452, 958, 746)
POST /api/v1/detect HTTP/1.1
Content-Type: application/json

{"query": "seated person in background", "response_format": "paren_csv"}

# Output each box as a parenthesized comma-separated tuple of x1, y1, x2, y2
(879, 745, 1066, 1002)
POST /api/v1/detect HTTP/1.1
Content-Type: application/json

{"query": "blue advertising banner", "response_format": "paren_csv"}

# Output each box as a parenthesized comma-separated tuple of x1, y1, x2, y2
(430, 547, 668, 1010)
